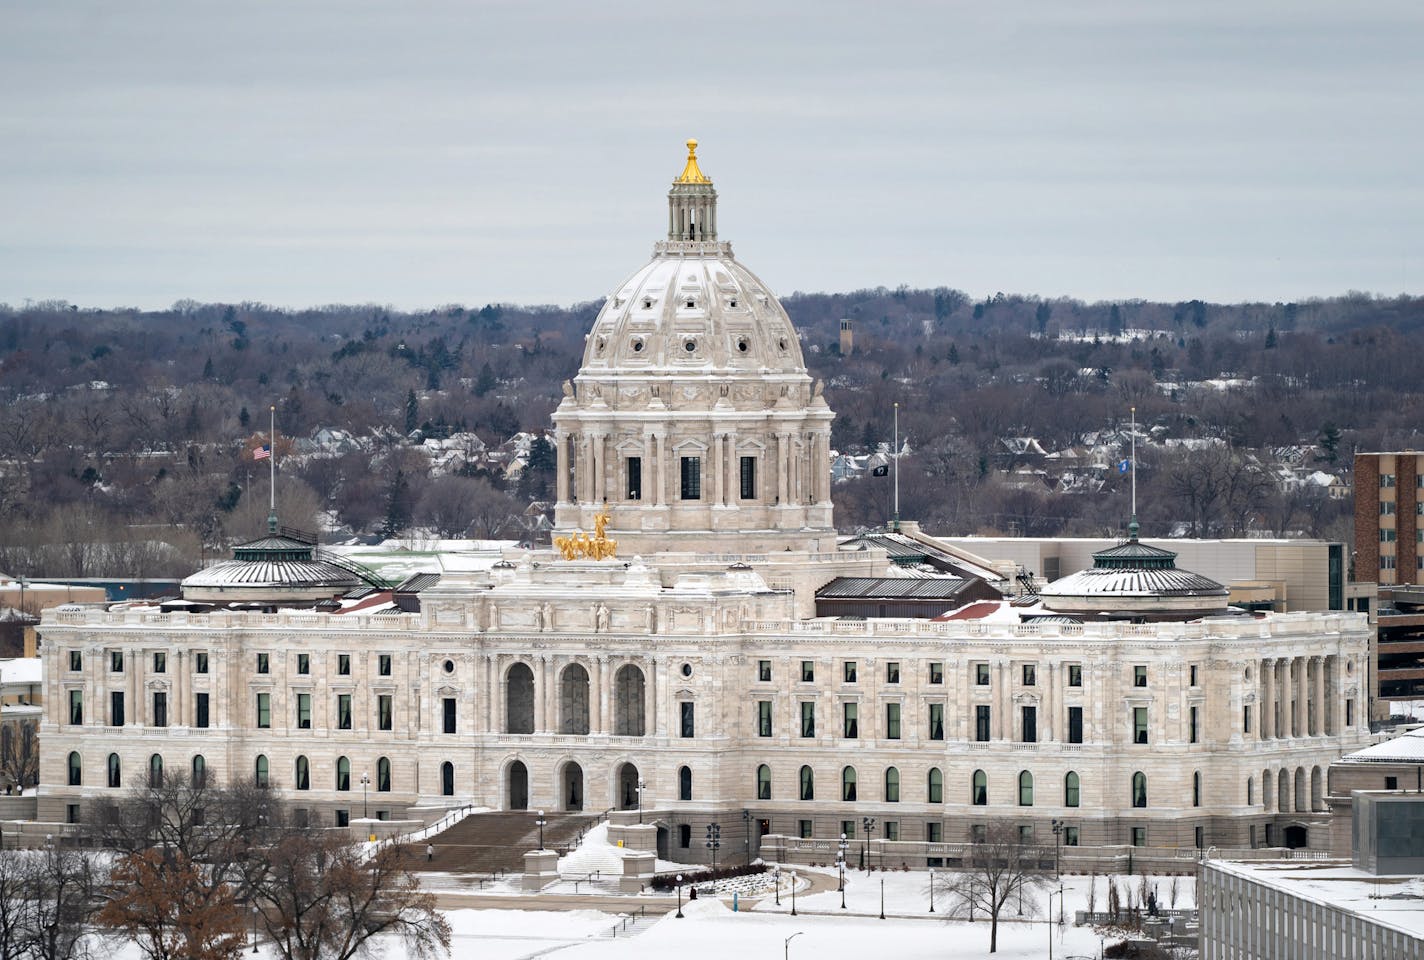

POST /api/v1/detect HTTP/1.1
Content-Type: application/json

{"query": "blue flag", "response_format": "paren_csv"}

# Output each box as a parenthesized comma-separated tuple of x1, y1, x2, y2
(1118, 459, 1131, 474)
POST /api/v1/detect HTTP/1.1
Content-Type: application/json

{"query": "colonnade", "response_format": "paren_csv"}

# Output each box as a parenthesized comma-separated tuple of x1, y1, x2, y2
(1257, 655, 1347, 739)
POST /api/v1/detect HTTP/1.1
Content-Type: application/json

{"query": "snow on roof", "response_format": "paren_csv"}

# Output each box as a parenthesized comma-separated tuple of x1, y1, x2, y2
(0, 658, 43, 686)
(1340, 726, 1424, 764)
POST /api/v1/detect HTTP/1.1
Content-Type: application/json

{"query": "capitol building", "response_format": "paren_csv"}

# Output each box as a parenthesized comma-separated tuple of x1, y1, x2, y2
(36, 143, 1371, 861)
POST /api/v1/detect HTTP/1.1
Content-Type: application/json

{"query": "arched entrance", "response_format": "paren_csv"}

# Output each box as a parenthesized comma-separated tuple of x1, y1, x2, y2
(1284, 825, 1308, 849)
(560, 664, 590, 734)
(614, 665, 646, 736)
(506, 663, 535, 734)
(656, 825, 669, 860)
(562, 761, 584, 811)
(617, 762, 640, 810)
(508, 760, 529, 810)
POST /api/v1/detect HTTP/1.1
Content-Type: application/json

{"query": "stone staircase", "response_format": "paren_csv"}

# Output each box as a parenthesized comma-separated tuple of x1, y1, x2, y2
(406, 810, 597, 875)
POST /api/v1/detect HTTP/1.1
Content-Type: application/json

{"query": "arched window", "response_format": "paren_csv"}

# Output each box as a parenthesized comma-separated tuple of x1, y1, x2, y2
(67, 751, 82, 786)
(295, 756, 310, 791)
(149, 754, 163, 788)
(799, 765, 814, 801)
(885, 767, 900, 803)
(842, 766, 857, 802)
(254, 754, 269, 788)
(613, 664, 647, 737)
(1018, 770, 1033, 806)
(757, 764, 772, 800)
(927, 767, 943, 804)
(1247, 775, 1254, 806)
(191, 754, 206, 787)
(107, 753, 121, 789)
(1193, 771, 1202, 808)
(1132, 771, 1147, 808)
(972, 769, 987, 806)
(1064, 771, 1080, 808)
(336, 756, 351, 791)
(377, 756, 391, 792)
(440, 761, 454, 797)
(678, 766, 692, 801)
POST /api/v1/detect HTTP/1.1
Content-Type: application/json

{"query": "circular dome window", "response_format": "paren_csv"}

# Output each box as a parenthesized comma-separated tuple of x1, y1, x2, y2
(778, 337, 788, 351)
(736, 337, 749, 353)
(681, 663, 693, 678)
(684, 339, 697, 353)
(632, 338, 644, 353)
(443, 659, 455, 674)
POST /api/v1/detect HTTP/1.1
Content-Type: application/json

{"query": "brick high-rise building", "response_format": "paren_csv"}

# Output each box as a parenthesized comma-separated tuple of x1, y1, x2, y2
(1354, 452, 1424, 702)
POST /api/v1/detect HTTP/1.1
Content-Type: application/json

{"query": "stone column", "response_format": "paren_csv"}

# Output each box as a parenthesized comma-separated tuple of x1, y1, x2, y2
(537, 656, 549, 734)
(1297, 656, 1309, 738)
(1259, 658, 1272, 739)
(133, 649, 145, 727)
(649, 658, 662, 737)
(596, 657, 609, 735)
(1323, 657, 1336, 735)
(711, 432, 723, 505)
(1310, 657, 1322, 736)
(651, 434, 664, 506)
(1282, 659, 1295, 739)
(725, 434, 737, 505)
(776, 433, 788, 504)
(556, 433, 569, 502)
(173, 651, 184, 727)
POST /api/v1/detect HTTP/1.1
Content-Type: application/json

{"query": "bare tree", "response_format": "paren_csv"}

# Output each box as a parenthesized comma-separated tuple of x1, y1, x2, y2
(0, 846, 102, 960)
(934, 824, 1052, 953)
(253, 832, 450, 960)
(95, 849, 247, 960)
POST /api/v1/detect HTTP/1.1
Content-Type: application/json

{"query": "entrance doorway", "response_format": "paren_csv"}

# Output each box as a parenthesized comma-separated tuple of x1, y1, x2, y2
(508, 760, 529, 810)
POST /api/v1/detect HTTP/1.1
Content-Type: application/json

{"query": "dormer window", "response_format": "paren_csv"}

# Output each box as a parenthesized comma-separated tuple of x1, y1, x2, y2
(728, 298, 738, 308)
(736, 337, 749, 353)
(642, 298, 653, 309)
(684, 298, 695, 309)
(684, 339, 697, 353)
(632, 338, 645, 353)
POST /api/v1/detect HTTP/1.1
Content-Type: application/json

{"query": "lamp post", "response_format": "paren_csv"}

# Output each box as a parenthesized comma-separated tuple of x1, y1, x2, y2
(535, 809, 547, 851)
(861, 816, 875, 870)
(1048, 887, 1066, 960)
(783, 932, 804, 960)
(705, 822, 721, 872)
(251, 903, 259, 954)
(837, 833, 848, 909)
(1051, 818, 1063, 879)
(675, 873, 684, 919)
(929, 868, 935, 913)
(773, 865, 781, 906)
(360, 772, 370, 820)
(790, 871, 798, 916)
(879, 875, 885, 920)
(637, 778, 645, 823)
(742, 808, 751, 865)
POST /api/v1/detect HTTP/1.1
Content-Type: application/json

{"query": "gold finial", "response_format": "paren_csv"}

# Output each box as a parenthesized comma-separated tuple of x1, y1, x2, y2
(675, 138, 710, 184)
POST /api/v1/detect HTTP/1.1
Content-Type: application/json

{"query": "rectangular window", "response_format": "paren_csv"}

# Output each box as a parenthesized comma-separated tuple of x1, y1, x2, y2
(801, 660, 815, 682)
(844, 661, 857, 683)
(929, 662, 944, 684)
(337, 694, 352, 730)
(110, 691, 125, 727)
(257, 653, 269, 674)
(1346, 699, 1355, 726)
(843, 702, 858, 738)
(1243, 704, 1252, 735)
(678, 824, 691, 848)
(1068, 664, 1082, 687)
(626, 456, 642, 500)
(1131, 827, 1146, 847)
(66, 650, 81, 672)
(297, 653, 310, 675)
(1382, 556, 1397, 570)
(841, 820, 856, 840)
(757, 701, 772, 737)
(1022, 705, 1037, 743)
(296, 693, 312, 730)
(1381, 501, 1397, 516)
(885, 703, 901, 739)
(1386, 776, 1399, 790)
(886, 662, 901, 684)
(800, 701, 815, 738)
(975, 663, 990, 685)
(378, 654, 392, 676)
(1068, 706, 1083, 744)
(151, 692, 167, 727)
(975, 704, 991, 742)
(1018, 825, 1034, 845)
(1382, 473, 1396, 488)
(1064, 826, 1080, 847)
(194, 652, 208, 674)
(680, 701, 695, 738)
(798, 819, 813, 839)
(1190, 706, 1199, 744)
(928, 703, 944, 740)
(68, 689, 83, 725)
(927, 822, 943, 843)
(971, 824, 987, 844)
(885, 821, 899, 842)
(1133, 706, 1148, 744)
(110, 650, 124, 672)
(378, 695, 393, 731)
(1133, 665, 1147, 687)
(1022, 664, 1036, 686)
(1195, 826, 1204, 849)
(679, 456, 701, 500)
(195, 693, 209, 729)
(443, 697, 456, 734)
(758, 660, 772, 682)
(152, 652, 166, 673)
(256, 693, 271, 729)
(338, 654, 351, 676)
(1381, 528, 1397, 543)
(335, 810, 349, 828)
(739, 456, 756, 500)
(1189, 664, 1198, 687)
(67, 804, 80, 825)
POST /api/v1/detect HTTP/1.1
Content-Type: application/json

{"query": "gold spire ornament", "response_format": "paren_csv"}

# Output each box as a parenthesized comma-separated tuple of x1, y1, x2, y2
(675, 139, 711, 184)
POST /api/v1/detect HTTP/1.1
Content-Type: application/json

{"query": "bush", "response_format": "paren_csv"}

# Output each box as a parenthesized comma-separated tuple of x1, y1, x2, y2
(648, 862, 767, 891)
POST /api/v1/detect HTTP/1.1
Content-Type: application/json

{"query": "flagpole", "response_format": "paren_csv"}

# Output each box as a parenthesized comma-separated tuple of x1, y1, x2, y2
(893, 401, 900, 532)
(269, 405, 277, 534)
(1130, 405, 1137, 539)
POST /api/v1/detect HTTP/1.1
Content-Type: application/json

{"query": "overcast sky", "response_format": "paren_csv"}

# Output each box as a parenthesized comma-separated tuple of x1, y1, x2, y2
(3, 1, 1420, 311)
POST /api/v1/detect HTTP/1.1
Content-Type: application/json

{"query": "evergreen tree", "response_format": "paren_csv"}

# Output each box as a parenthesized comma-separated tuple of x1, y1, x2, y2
(474, 362, 497, 397)
(202, 356, 215, 379)
(1264, 325, 1278, 349)
(404, 390, 419, 434)
(238, 406, 250, 430)
(519, 435, 557, 502)
(380, 469, 412, 539)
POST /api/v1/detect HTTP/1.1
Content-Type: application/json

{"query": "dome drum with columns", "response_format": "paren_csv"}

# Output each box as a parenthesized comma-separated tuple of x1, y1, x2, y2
(553, 141, 836, 555)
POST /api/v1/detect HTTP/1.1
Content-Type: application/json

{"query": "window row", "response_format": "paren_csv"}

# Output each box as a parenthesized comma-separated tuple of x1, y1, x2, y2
(755, 702, 1103, 744)
(754, 659, 1170, 690)
(622, 455, 760, 502)
(753, 764, 1155, 809)
(67, 651, 397, 676)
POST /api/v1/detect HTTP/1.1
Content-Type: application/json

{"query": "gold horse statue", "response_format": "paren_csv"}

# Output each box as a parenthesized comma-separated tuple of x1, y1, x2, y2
(555, 511, 617, 560)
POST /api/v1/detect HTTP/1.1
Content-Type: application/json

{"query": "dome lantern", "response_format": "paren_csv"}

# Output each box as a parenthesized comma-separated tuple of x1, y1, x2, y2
(668, 139, 718, 242)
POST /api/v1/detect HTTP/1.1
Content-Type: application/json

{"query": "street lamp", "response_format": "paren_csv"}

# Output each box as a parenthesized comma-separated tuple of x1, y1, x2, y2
(675, 873, 684, 919)
(1048, 887, 1066, 960)
(705, 822, 721, 872)
(637, 778, 645, 823)
(837, 833, 849, 910)
(929, 868, 935, 913)
(790, 871, 798, 916)
(1051, 818, 1063, 878)
(251, 904, 259, 954)
(783, 932, 804, 960)
(879, 875, 885, 920)
(742, 809, 751, 865)
(860, 816, 875, 870)
(773, 865, 781, 906)
(360, 772, 370, 820)
(535, 809, 547, 851)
